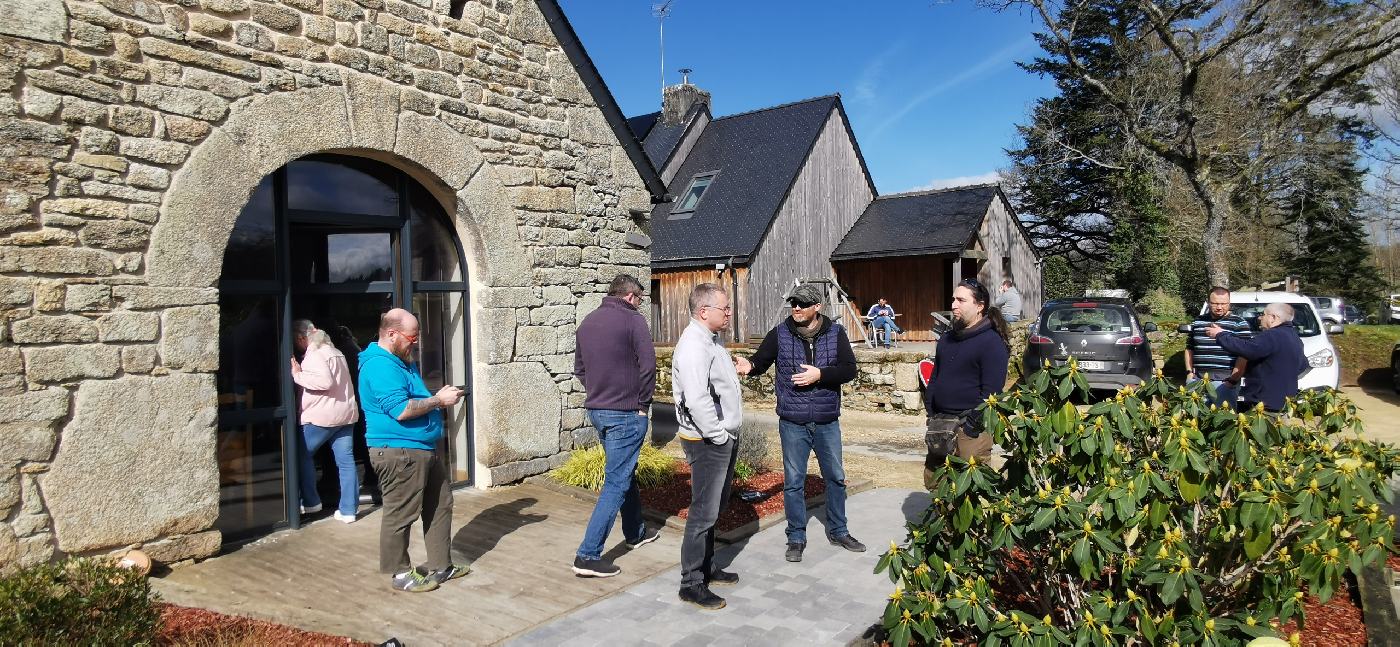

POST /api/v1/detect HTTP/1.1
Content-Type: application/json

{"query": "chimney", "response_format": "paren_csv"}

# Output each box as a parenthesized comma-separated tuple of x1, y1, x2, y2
(661, 69, 709, 125)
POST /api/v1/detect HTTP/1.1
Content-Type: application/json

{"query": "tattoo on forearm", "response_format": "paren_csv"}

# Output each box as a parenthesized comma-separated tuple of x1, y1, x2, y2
(398, 396, 443, 420)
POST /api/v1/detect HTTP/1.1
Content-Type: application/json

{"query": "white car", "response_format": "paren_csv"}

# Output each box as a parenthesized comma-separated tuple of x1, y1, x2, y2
(1198, 292, 1341, 391)
(1390, 294, 1400, 324)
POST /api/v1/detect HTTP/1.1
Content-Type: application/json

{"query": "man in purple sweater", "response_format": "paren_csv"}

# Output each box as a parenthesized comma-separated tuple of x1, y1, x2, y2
(571, 275, 661, 577)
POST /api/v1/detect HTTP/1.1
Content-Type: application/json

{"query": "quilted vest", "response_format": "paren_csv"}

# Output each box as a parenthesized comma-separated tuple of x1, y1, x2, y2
(775, 320, 842, 424)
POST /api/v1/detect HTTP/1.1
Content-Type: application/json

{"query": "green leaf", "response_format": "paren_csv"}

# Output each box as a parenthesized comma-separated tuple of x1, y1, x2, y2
(1162, 572, 1184, 605)
(1030, 506, 1057, 531)
(1243, 526, 1271, 560)
(954, 497, 974, 533)
(1177, 468, 1204, 502)
(1058, 375, 1075, 400)
(889, 620, 911, 647)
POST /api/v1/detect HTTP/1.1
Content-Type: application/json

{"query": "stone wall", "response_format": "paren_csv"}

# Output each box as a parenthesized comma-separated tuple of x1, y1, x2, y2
(654, 346, 930, 416)
(0, 0, 652, 568)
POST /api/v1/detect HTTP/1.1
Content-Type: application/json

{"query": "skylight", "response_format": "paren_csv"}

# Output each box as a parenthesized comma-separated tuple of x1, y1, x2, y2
(670, 172, 717, 217)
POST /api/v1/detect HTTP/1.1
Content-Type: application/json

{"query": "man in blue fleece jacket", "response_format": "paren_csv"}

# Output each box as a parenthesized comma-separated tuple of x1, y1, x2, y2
(1205, 302, 1308, 412)
(359, 308, 466, 593)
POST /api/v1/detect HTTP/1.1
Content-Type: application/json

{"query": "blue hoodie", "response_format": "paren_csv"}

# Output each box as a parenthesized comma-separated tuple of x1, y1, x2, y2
(358, 342, 441, 450)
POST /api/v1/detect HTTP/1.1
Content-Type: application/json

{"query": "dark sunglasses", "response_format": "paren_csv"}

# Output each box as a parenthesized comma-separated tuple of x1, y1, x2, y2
(788, 300, 817, 309)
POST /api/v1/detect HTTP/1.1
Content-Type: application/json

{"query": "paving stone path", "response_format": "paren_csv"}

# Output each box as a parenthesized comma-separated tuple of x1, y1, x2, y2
(508, 488, 929, 646)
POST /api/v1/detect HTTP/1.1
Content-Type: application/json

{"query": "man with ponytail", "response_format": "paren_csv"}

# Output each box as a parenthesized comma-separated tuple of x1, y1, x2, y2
(922, 279, 1010, 488)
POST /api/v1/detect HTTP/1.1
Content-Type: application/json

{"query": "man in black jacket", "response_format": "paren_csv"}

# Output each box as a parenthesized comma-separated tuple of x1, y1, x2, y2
(735, 284, 864, 564)
(1205, 302, 1307, 412)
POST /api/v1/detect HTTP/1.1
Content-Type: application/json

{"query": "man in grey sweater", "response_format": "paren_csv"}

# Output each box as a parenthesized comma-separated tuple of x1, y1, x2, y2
(671, 283, 744, 610)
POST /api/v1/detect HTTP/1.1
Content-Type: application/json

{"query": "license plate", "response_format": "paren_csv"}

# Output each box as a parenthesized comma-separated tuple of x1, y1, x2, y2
(1078, 360, 1106, 370)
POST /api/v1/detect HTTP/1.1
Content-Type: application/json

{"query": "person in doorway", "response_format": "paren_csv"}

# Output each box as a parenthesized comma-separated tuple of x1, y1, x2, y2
(736, 283, 864, 564)
(923, 279, 1011, 488)
(866, 298, 902, 347)
(671, 283, 744, 610)
(1205, 302, 1307, 413)
(359, 308, 467, 593)
(570, 274, 661, 578)
(290, 319, 360, 523)
(993, 279, 1022, 323)
(1186, 287, 1251, 409)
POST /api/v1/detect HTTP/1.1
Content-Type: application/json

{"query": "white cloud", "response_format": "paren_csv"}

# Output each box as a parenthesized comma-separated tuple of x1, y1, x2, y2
(851, 41, 904, 105)
(906, 171, 1002, 193)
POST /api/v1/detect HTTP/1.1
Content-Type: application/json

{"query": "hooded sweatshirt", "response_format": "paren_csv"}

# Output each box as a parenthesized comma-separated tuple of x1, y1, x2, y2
(925, 318, 1009, 416)
(358, 341, 441, 450)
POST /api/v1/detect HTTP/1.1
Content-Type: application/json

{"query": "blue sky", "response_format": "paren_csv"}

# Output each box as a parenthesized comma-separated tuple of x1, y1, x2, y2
(559, 1, 1057, 195)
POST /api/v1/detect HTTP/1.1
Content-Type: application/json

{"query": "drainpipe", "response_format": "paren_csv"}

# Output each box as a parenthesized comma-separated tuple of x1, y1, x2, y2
(729, 256, 740, 344)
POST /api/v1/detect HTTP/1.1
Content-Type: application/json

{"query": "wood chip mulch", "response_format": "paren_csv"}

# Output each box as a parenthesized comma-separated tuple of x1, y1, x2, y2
(639, 463, 825, 533)
(157, 603, 371, 646)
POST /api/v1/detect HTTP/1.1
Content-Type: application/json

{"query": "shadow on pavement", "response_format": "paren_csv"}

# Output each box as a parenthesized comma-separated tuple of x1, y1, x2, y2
(450, 497, 548, 564)
(901, 491, 932, 525)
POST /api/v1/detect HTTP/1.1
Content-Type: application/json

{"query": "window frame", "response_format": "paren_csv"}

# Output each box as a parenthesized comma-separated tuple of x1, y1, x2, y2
(668, 170, 720, 219)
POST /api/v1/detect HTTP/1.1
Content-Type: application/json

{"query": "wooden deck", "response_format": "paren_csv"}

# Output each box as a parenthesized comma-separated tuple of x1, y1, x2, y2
(152, 483, 684, 646)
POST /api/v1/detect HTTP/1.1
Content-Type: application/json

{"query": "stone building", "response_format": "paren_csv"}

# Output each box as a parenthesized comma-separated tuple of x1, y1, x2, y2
(0, 0, 665, 567)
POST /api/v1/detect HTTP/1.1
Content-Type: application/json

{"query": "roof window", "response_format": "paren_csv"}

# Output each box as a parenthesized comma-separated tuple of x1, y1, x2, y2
(670, 172, 717, 219)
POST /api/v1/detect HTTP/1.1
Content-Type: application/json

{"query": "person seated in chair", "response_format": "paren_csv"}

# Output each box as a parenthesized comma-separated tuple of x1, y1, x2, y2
(866, 298, 902, 347)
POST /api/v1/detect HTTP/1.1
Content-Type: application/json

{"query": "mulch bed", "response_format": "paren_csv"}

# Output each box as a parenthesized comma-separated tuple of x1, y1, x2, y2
(157, 603, 370, 646)
(639, 463, 825, 533)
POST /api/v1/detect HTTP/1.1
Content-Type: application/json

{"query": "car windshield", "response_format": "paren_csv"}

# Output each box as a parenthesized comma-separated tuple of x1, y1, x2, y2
(1230, 303, 1321, 337)
(1043, 304, 1134, 333)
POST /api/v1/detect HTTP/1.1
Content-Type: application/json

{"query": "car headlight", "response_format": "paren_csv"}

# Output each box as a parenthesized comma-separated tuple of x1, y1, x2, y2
(1308, 348, 1334, 368)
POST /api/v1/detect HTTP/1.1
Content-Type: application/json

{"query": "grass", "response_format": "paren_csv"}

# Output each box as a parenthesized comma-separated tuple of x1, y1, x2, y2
(1334, 324, 1400, 388)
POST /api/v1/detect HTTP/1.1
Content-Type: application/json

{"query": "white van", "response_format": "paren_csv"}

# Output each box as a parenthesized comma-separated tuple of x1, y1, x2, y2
(1197, 292, 1341, 391)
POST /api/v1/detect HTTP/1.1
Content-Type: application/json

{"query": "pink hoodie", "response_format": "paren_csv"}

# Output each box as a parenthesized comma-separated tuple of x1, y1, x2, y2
(292, 346, 360, 427)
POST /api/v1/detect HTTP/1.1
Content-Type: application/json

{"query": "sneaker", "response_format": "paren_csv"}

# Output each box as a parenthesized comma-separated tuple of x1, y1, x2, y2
(427, 564, 470, 584)
(571, 556, 620, 578)
(829, 534, 867, 552)
(390, 570, 439, 593)
(300, 503, 322, 514)
(785, 542, 805, 562)
(678, 583, 726, 610)
(706, 569, 739, 586)
(333, 511, 356, 524)
(626, 527, 661, 549)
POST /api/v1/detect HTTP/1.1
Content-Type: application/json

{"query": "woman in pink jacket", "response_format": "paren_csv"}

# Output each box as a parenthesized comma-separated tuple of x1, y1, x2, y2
(291, 319, 361, 523)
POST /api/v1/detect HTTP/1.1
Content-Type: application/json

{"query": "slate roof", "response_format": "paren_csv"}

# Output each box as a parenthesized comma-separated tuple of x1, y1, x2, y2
(830, 184, 1002, 261)
(626, 104, 708, 170)
(642, 95, 844, 265)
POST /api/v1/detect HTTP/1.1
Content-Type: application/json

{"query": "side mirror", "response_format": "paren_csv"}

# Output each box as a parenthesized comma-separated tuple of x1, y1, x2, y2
(1326, 323, 1344, 335)
(1143, 322, 1158, 332)
(1177, 324, 1191, 334)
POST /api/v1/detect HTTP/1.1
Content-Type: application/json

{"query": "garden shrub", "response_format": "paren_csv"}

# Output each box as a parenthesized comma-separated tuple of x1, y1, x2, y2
(876, 361, 1399, 646)
(1141, 288, 1188, 321)
(736, 423, 772, 475)
(0, 556, 161, 646)
(551, 443, 678, 490)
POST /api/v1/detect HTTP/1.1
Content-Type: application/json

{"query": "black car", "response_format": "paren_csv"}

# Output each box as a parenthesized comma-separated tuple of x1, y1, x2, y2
(1023, 297, 1158, 391)
(1391, 340, 1400, 394)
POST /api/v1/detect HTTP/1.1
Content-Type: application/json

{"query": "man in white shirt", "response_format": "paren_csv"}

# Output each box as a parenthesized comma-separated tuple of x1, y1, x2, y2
(993, 279, 1022, 322)
(671, 283, 744, 610)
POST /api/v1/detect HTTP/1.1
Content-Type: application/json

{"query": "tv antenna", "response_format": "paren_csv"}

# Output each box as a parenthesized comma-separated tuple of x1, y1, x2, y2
(652, 1, 675, 97)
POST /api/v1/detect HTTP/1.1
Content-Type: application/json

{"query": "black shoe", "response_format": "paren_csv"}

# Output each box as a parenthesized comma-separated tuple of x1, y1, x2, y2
(829, 534, 867, 552)
(785, 542, 806, 562)
(678, 583, 726, 610)
(572, 556, 620, 578)
(626, 526, 661, 549)
(706, 569, 739, 586)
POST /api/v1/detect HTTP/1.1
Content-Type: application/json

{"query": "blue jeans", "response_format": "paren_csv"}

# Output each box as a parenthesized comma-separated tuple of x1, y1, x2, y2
(777, 419, 848, 543)
(576, 409, 649, 560)
(298, 423, 358, 516)
(1189, 376, 1240, 410)
(872, 316, 899, 345)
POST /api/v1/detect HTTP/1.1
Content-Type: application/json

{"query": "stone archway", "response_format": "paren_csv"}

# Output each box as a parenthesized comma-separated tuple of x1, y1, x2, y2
(42, 76, 562, 558)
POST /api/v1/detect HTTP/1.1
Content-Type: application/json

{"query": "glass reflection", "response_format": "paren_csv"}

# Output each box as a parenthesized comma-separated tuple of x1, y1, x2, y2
(410, 188, 462, 282)
(289, 230, 394, 284)
(214, 420, 286, 539)
(413, 291, 469, 483)
(221, 176, 276, 281)
(287, 158, 399, 217)
(218, 295, 281, 409)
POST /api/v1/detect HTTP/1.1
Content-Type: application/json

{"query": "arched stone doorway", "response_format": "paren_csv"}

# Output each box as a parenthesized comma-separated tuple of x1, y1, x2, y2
(214, 154, 473, 540)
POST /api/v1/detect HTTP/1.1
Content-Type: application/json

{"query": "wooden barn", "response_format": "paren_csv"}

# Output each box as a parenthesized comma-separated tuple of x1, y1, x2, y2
(830, 184, 1042, 341)
(628, 84, 876, 343)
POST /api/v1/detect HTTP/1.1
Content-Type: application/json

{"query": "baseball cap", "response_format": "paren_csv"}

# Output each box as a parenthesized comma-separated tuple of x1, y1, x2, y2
(786, 284, 823, 307)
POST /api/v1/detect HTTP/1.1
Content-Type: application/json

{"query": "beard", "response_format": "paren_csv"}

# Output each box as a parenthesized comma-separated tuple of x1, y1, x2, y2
(949, 316, 968, 332)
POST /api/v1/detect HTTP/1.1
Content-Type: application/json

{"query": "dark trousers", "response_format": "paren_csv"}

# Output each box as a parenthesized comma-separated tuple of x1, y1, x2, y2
(679, 437, 738, 587)
(368, 446, 453, 574)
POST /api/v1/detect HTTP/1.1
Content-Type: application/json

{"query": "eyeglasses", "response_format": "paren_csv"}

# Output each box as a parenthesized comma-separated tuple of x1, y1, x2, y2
(789, 301, 817, 309)
(393, 329, 419, 344)
(701, 304, 732, 313)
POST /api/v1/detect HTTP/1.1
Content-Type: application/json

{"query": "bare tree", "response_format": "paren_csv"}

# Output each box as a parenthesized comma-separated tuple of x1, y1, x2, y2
(995, 0, 1400, 287)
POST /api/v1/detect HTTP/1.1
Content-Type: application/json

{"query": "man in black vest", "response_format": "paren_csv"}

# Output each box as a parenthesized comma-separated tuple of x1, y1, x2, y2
(735, 284, 863, 563)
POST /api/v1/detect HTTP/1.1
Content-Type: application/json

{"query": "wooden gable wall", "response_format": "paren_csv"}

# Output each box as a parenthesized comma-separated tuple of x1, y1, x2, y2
(743, 107, 874, 340)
